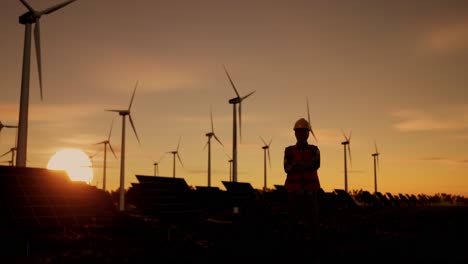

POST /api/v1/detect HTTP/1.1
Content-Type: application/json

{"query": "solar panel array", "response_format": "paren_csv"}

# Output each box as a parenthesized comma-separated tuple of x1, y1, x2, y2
(0, 165, 116, 233)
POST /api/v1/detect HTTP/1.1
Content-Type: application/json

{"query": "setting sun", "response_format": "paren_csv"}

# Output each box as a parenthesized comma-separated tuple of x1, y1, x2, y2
(47, 148, 93, 184)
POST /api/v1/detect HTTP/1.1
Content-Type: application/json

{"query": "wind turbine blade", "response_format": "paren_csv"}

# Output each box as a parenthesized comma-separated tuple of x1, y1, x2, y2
(214, 134, 224, 147)
(267, 149, 271, 169)
(108, 142, 117, 159)
(377, 156, 380, 170)
(341, 129, 347, 140)
(268, 138, 273, 147)
(128, 81, 138, 110)
(0, 150, 11, 159)
(128, 115, 141, 145)
(42, 0, 76, 15)
(348, 144, 352, 167)
(223, 65, 240, 98)
(375, 141, 379, 154)
(260, 136, 267, 146)
(20, 0, 34, 11)
(306, 96, 311, 125)
(105, 109, 121, 113)
(177, 153, 184, 168)
(310, 129, 318, 143)
(203, 139, 209, 150)
(176, 136, 181, 151)
(348, 131, 352, 142)
(108, 117, 115, 140)
(34, 21, 43, 101)
(240, 90, 255, 101)
(210, 106, 214, 132)
(158, 153, 166, 162)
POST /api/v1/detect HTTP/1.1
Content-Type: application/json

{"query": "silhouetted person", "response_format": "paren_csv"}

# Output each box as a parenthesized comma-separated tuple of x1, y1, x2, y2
(283, 118, 321, 253)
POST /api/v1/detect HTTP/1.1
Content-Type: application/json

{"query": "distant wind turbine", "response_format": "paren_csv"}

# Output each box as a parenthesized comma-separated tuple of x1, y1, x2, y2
(0, 121, 18, 134)
(223, 65, 255, 182)
(223, 151, 233, 182)
(1, 147, 17, 167)
(306, 96, 318, 143)
(0, 121, 18, 145)
(204, 106, 224, 187)
(260, 137, 272, 192)
(15, 0, 77, 167)
(153, 154, 165, 176)
(372, 142, 381, 194)
(94, 117, 117, 191)
(167, 136, 183, 178)
(105, 82, 141, 211)
(341, 130, 352, 192)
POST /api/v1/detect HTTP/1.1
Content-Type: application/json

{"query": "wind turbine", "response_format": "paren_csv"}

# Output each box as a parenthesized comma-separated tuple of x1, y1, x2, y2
(105, 82, 141, 211)
(341, 130, 352, 192)
(0, 121, 18, 145)
(152, 154, 165, 176)
(223, 65, 255, 182)
(167, 136, 183, 178)
(306, 96, 318, 143)
(0, 121, 18, 134)
(204, 106, 224, 187)
(260, 137, 272, 192)
(1, 147, 17, 167)
(15, 0, 77, 167)
(223, 151, 233, 182)
(372, 142, 381, 194)
(94, 117, 117, 191)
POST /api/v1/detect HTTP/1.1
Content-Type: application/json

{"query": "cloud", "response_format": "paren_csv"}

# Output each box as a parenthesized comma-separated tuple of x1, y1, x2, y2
(420, 18, 468, 55)
(420, 156, 468, 165)
(391, 105, 468, 132)
(31, 103, 104, 122)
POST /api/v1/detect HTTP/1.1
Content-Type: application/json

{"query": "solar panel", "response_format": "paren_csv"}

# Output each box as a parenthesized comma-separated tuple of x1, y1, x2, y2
(0, 165, 116, 232)
(128, 175, 201, 221)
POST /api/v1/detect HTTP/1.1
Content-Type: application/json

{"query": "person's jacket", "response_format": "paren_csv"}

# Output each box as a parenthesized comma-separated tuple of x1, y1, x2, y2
(283, 143, 320, 191)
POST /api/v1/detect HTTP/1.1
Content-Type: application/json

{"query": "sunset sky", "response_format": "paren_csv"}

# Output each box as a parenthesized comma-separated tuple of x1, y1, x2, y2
(1, 0, 467, 197)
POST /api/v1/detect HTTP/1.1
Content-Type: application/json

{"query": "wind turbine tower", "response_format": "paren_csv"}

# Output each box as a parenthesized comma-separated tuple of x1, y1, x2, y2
(205, 107, 224, 187)
(105, 82, 141, 211)
(341, 130, 352, 192)
(223, 65, 255, 182)
(372, 142, 380, 194)
(153, 161, 159, 176)
(260, 137, 272, 192)
(94, 118, 117, 191)
(16, 0, 77, 167)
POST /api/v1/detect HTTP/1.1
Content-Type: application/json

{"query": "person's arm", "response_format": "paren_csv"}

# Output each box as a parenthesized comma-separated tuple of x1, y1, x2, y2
(300, 146, 320, 171)
(285, 146, 311, 173)
(284, 147, 294, 174)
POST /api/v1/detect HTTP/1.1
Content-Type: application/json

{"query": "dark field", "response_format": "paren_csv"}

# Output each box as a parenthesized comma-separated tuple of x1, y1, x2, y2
(1, 166, 467, 263)
(3, 202, 468, 263)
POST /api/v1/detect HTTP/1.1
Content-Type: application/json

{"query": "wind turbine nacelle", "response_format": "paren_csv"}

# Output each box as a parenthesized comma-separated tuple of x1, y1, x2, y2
(19, 12, 38, 24)
(228, 97, 241, 104)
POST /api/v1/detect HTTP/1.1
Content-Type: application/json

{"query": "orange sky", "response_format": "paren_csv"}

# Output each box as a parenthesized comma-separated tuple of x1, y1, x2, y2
(1, 0, 467, 197)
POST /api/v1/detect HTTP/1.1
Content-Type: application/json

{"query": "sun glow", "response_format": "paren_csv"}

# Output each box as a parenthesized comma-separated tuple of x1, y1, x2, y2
(47, 148, 93, 184)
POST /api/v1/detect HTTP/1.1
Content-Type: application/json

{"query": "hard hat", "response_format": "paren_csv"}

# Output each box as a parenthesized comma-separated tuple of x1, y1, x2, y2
(293, 118, 311, 130)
